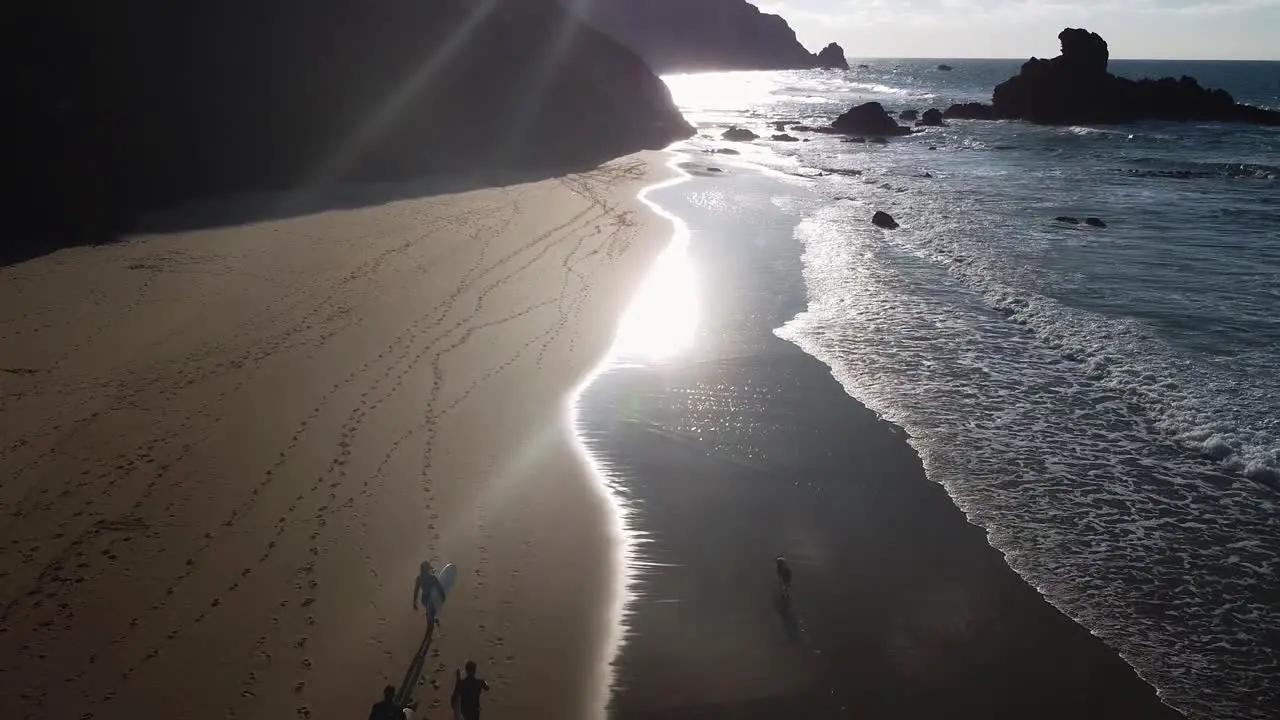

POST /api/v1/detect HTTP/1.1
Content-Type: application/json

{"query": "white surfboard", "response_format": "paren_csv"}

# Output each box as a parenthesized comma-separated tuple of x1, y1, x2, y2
(427, 562, 457, 617)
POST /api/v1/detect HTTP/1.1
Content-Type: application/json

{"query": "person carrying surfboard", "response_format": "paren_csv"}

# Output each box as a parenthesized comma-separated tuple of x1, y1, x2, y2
(775, 555, 793, 598)
(412, 561, 448, 628)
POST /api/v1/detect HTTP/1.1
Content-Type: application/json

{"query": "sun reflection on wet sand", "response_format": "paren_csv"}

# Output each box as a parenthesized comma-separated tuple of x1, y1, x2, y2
(565, 153, 695, 715)
(611, 224, 698, 362)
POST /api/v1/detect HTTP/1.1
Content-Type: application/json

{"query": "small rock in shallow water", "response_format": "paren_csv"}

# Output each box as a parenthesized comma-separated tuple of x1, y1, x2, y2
(872, 211, 899, 229)
(1085, 217, 1107, 227)
(771, 133, 800, 142)
(1055, 216, 1080, 224)
(722, 127, 759, 141)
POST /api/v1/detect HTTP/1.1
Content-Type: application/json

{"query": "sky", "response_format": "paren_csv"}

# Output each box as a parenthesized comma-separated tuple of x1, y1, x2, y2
(755, 0, 1280, 60)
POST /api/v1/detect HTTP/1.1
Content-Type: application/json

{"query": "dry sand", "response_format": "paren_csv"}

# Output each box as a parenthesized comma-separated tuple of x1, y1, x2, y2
(0, 152, 677, 719)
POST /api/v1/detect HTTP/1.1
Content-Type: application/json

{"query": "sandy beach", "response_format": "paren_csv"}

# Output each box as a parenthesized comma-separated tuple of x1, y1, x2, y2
(0, 152, 676, 720)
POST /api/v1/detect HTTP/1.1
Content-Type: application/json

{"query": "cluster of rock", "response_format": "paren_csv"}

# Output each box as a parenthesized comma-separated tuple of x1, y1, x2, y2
(577, 0, 847, 72)
(7, 0, 693, 254)
(832, 103, 946, 136)
(720, 102, 952, 144)
(1056, 216, 1108, 227)
(944, 28, 1280, 126)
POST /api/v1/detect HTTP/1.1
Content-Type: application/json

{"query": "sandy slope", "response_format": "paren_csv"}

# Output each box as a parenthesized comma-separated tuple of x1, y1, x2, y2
(0, 152, 675, 719)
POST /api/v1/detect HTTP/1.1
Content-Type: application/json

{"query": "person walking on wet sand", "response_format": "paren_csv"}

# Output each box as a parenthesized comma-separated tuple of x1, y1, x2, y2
(451, 660, 490, 720)
(412, 560, 447, 629)
(776, 555, 793, 598)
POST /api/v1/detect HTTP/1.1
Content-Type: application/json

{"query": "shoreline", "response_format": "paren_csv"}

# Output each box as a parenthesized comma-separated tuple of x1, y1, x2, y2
(578, 159, 1185, 718)
(568, 155, 696, 710)
(0, 152, 678, 720)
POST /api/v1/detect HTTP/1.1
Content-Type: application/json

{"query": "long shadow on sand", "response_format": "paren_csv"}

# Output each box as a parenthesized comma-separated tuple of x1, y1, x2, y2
(392, 622, 436, 710)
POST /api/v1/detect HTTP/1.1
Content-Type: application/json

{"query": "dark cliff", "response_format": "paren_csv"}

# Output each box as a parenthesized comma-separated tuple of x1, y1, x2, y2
(578, 0, 846, 72)
(6, 0, 693, 257)
(945, 28, 1280, 126)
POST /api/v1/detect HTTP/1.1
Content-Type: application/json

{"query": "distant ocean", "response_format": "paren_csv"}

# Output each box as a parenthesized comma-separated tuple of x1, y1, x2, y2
(661, 60, 1280, 719)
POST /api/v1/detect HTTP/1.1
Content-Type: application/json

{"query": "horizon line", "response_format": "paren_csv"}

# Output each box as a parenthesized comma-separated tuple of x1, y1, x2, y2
(842, 56, 1280, 63)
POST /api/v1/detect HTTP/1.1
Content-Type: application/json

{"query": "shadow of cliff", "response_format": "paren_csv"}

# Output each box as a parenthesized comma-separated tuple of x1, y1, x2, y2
(1, 146, 654, 270)
(3, 0, 692, 268)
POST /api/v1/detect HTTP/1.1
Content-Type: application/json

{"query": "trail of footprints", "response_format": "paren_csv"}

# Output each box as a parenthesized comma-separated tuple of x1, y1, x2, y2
(107, 187, 588, 710)
(50, 200, 522, 661)
(4, 165, 645, 717)
(0, 200, 488, 507)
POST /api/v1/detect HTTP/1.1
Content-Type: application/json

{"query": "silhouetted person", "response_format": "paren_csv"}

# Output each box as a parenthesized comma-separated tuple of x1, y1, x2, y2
(451, 660, 490, 720)
(776, 555, 792, 597)
(369, 685, 402, 720)
(412, 561, 447, 629)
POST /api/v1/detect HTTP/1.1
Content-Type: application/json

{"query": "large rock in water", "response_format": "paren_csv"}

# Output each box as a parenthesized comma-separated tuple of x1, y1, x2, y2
(723, 127, 760, 141)
(832, 102, 911, 137)
(5, 0, 694, 254)
(943, 102, 1001, 120)
(872, 211, 899, 229)
(815, 43, 850, 70)
(944, 28, 1280, 126)
(919, 109, 944, 126)
(577, 0, 845, 72)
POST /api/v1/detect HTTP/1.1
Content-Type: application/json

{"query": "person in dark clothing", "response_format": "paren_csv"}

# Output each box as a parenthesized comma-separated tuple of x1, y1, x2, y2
(775, 555, 792, 597)
(412, 560, 447, 629)
(369, 685, 402, 720)
(451, 660, 490, 720)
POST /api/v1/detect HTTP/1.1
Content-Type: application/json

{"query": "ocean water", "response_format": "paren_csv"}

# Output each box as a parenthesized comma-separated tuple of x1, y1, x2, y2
(661, 60, 1280, 719)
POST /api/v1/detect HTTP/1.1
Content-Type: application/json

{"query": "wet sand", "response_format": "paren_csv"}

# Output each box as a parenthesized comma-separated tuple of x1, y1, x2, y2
(0, 153, 675, 720)
(577, 167, 1185, 718)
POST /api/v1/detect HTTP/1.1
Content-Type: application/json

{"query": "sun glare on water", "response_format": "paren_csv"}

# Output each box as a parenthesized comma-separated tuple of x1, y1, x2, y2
(661, 71, 781, 122)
